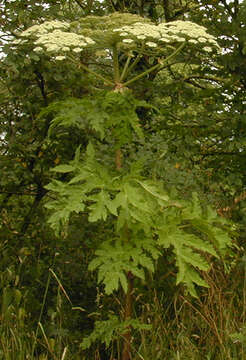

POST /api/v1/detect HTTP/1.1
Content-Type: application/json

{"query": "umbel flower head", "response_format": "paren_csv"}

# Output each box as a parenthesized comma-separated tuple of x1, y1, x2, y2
(13, 19, 95, 56)
(13, 13, 220, 61)
(112, 19, 219, 53)
(72, 13, 219, 53)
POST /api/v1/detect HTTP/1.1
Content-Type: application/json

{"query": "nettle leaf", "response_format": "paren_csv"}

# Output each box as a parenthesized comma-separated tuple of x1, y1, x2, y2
(50, 164, 76, 173)
(101, 90, 148, 144)
(45, 196, 86, 235)
(190, 218, 232, 255)
(68, 168, 93, 185)
(119, 272, 128, 293)
(74, 145, 82, 165)
(137, 254, 155, 272)
(116, 208, 130, 232)
(182, 268, 209, 298)
(112, 192, 128, 210)
(156, 192, 234, 296)
(89, 238, 157, 294)
(88, 191, 110, 222)
(45, 98, 88, 135)
(128, 112, 144, 140)
(81, 314, 151, 350)
(124, 182, 152, 213)
(81, 315, 120, 349)
(104, 272, 121, 294)
(86, 142, 95, 159)
(44, 179, 67, 193)
(182, 192, 202, 219)
(136, 180, 169, 203)
(137, 237, 161, 260)
(176, 246, 209, 272)
(130, 267, 145, 280)
(40, 96, 108, 140)
(184, 234, 218, 258)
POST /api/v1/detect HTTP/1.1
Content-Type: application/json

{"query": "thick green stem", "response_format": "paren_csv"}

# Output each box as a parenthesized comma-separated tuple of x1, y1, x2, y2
(121, 272, 134, 360)
(114, 150, 133, 360)
(125, 53, 142, 77)
(123, 62, 161, 87)
(78, 61, 114, 86)
(123, 42, 186, 87)
(123, 42, 145, 78)
(120, 53, 132, 82)
(113, 45, 120, 83)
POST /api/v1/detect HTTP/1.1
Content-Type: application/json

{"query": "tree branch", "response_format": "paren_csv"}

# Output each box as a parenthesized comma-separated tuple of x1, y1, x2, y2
(34, 70, 48, 106)
(220, 0, 234, 17)
(234, 0, 239, 16)
(163, 0, 171, 21)
(20, 184, 47, 234)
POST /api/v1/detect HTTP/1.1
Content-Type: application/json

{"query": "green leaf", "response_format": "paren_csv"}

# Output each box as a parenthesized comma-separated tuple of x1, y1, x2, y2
(88, 257, 103, 271)
(44, 180, 65, 192)
(124, 182, 152, 213)
(119, 273, 128, 293)
(177, 247, 209, 271)
(138, 255, 154, 272)
(185, 234, 218, 257)
(130, 266, 145, 280)
(88, 191, 109, 222)
(86, 142, 95, 159)
(51, 164, 75, 173)
(136, 180, 169, 202)
(74, 145, 81, 165)
(104, 273, 119, 294)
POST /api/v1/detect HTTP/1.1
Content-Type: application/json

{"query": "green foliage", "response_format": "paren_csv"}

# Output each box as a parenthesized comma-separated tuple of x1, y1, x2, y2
(45, 135, 234, 297)
(2, 0, 245, 358)
(89, 238, 159, 294)
(41, 90, 149, 145)
(81, 315, 151, 349)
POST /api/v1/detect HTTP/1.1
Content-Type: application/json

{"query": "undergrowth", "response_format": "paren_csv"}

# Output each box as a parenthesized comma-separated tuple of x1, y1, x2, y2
(1, 253, 246, 359)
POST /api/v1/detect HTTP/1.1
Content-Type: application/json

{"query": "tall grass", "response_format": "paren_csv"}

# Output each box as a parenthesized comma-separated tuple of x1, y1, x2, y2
(1, 238, 246, 359)
(0, 263, 83, 360)
(132, 258, 246, 360)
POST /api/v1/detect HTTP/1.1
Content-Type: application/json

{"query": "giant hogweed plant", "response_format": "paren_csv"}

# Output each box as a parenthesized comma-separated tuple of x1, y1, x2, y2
(13, 13, 234, 359)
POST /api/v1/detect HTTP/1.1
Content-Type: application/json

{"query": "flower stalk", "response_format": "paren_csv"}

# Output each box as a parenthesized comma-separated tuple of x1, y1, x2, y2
(123, 42, 186, 87)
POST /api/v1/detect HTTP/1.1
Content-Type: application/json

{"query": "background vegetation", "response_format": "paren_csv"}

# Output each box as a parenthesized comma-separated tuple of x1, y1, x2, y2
(1, 0, 246, 359)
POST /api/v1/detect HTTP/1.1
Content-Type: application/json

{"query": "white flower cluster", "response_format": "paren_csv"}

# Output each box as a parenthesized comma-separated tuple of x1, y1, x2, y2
(15, 20, 95, 59)
(114, 20, 219, 53)
(34, 29, 95, 54)
(13, 16, 219, 63)
(21, 20, 70, 36)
